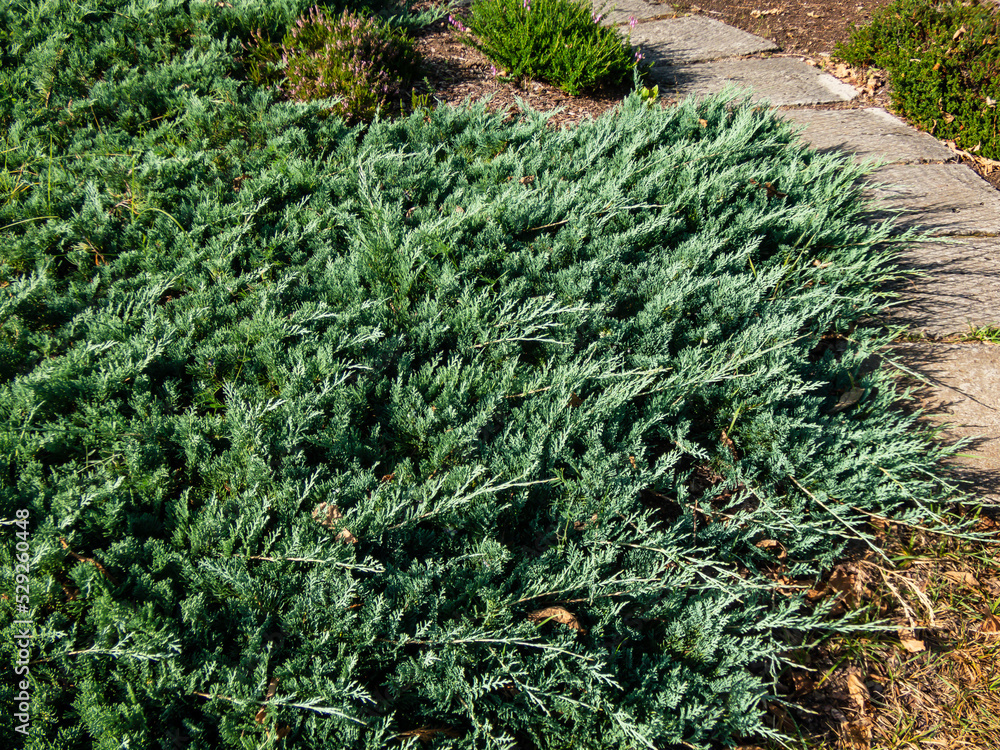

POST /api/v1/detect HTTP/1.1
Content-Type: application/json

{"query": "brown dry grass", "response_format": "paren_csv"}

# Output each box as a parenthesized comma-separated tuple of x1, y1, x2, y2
(749, 519, 1000, 750)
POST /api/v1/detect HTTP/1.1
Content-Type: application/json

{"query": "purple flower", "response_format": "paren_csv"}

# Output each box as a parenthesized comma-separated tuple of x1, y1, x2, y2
(629, 15, 637, 29)
(591, 13, 602, 23)
(523, 0, 531, 9)
(634, 50, 644, 62)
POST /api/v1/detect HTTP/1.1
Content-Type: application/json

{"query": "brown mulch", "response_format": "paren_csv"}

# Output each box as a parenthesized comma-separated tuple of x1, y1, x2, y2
(672, 0, 898, 57)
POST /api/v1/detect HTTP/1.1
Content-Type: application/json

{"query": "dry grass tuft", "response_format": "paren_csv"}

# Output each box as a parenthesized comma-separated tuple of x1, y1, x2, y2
(756, 521, 1000, 749)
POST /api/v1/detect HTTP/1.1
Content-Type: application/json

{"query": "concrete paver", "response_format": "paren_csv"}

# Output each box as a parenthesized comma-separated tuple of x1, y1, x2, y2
(629, 15, 777, 64)
(595, 0, 674, 25)
(865, 164, 1000, 236)
(887, 343, 1000, 503)
(651, 57, 857, 106)
(778, 108, 957, 164)
(882, 238, 1000, 337)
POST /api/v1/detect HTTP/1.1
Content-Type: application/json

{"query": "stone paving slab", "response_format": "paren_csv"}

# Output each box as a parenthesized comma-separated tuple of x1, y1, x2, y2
(628, 16, 778, 64)
(594, 0, 674, 25)
(779, 108, 957, 165)
(882, 238, 1000, 337)
(650, 57, 857, 106)
(866, 164, 1000, 236)
(886, 343, 1000, 504)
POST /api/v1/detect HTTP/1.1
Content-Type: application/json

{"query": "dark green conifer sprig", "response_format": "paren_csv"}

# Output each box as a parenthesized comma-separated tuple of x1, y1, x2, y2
(455, 0, 641, 95)
(836, 0, 1000, 159)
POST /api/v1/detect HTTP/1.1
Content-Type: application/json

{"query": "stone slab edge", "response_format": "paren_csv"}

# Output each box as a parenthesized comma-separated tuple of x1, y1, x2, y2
(651, 58, 857, 106)
(628, 15, 778, 64)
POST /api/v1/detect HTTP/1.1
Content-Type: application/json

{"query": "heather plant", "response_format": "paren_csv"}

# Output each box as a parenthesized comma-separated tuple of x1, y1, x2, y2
(836, 0, 1000, 159)
(248, 6, 420, 122)
(455, 0, 641, 95)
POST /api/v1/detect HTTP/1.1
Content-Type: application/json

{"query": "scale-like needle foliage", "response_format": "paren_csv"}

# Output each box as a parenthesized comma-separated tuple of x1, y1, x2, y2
(0, 1, 976, 748)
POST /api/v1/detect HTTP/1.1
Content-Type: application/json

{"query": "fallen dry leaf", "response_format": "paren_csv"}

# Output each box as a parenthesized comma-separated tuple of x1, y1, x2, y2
(755, 538, 787, 560)
(839, 718, 872, 749)
(832, 62, 852, 79)
(748, 178, 787, 199)
(313, 503, 358, 544)
(395, 727, 461, 744)
(312, 502, 342, 527)
(805, 587, 826, 602)
(847, 672, 869, 713)
(827, 565, 865, 609)
(942, 570, 980, 588)
(527, 606, 585, 632)
(336, 528, 359, 545)
(788, 670, 815, 696)
(899, 633, 925, 653)
(721, 429, 738, 459)
(255, 677, 279, 724)
(830, 387, 864, 413)
(978, 612, 1000, 634)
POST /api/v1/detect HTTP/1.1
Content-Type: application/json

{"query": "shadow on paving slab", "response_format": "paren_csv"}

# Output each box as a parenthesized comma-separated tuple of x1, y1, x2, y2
(884, 342, 1000, 505)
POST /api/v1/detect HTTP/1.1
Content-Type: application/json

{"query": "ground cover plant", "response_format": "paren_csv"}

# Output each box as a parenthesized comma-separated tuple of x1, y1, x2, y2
(0, 0, 984, 748)
(454, 0, 640, 95)
(836, 0, 1000, 160)
(245, 5, 421, 122)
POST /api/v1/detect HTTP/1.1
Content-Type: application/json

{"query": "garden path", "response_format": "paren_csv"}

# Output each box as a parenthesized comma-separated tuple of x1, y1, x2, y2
(599, 6, 1000, 502)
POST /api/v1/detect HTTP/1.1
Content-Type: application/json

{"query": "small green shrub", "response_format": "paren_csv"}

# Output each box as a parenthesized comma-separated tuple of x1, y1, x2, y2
(836, 0, 1000, 159)
(455, 0, 641, 95)
(250, 5, 420, 122)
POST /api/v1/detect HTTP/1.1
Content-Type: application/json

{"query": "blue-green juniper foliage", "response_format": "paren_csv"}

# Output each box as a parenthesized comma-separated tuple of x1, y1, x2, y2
(0, 1, 976, 748)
